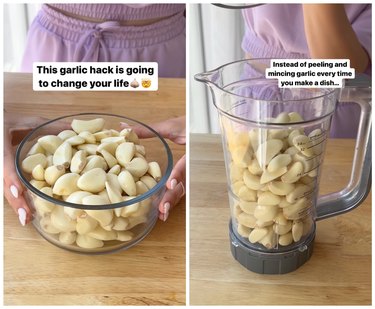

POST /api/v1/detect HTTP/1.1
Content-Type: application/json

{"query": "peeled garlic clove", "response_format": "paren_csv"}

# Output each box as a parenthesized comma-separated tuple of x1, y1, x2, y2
(85, 210, 113, 227)
(268, 181, 295, 196)
(120, 197, 141, 217)
(50, 207, 77, 232)
(243, 170, 262, 190)
(127, 215, 147, 229)
(249, 227, 268, 243)
(114, 207, 123, 217)
(292, 220, 304, 242)
(34, 187, 56, 216)
(115, 142, 135, 166)
(140, 175, 157, 189)
(22, 153, 48, 174)
(30, 179, 48, 190)
(77, 168, 106, 193)
(259, 227, 277, 249)
(78, 131, 97, 144)
(65, 135, 86, 146)
(71, 118, 105, 134)
(256, 139, 283, 167)
(117, 231, 134, 241)
(130, 199, 151, 217)
(288, 130, 302, 147)
(108, 164, 121, 175)
(38, 135, 63, 154)
(254, 205, 278, 222)
(136, 181, 149, 195)
(273, 221, 292, 235)
(236, 185, 255, 202)
(257, 191, 281, 206)
(120, 128, 140, 144)
(273, 211, 289, 225)
(125, 157, 149, 178)
(267, 154, 292, 173)
(27, 142, 46, 156)
(279, 232, 293, 246)
(101, 149, 118, 168)
(118, 170, 136, 196)
(70, 150, 87, 174)
(59, 231, 77, 245)
(112, 217, 129, 230)
(105, 181, 122, 204)
(57, 130, 77, 141)
(283, 198, 309, 220)
(40, 216, 60, 234)
(53, 142, 72, 168)
(93, 130, 112, 141)
(288, 112, 304, 123)
(82, 155, 107, 172)
(101, 136, 126, 144)
(293, 135, 314, 157)
(248, 159, 263, 176)
(76, 213, 98, 234)
(260, 167, 288, 184)
(147, 162, 162, 181)
(238, 201, 257, 215)
(77, 144, 98, 156)
(44, 165, 65, 186)
(237, 224, 251, 238)
(52, 173, 80, 195)
(31, 164, 45, 181)
(281, 162, 303, 184)
(231, 145, 252, 168)
(87, 226, 117, 241)
(76, 234, 104, 249)
(97, 142, 118, 156)
(286, 184, 311, 203)
(237, 212, 256, 228)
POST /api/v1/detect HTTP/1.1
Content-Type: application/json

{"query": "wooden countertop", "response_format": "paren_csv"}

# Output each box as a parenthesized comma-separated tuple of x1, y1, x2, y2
(190, 133, 371, 306)
(4, 73, 186, 306)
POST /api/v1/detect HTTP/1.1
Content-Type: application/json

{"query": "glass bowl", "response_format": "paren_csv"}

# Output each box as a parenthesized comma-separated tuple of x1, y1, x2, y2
(15, 113, 173, 254)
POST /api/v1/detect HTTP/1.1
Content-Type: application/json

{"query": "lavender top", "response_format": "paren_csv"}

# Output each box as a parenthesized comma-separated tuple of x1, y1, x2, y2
(49, 3, 185, 20)
(242, 4, 372, 73)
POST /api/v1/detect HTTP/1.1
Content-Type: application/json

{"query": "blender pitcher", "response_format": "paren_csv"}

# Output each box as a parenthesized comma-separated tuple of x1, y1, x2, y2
(195, 59, 371, 274)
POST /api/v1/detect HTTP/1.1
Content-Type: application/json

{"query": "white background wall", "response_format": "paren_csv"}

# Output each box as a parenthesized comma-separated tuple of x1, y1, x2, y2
(3, 3, 40, 72)
(189, 4, 245, 133)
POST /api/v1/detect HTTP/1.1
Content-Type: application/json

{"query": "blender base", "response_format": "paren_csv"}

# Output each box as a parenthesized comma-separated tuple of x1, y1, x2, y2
(229, 221, 315, 274)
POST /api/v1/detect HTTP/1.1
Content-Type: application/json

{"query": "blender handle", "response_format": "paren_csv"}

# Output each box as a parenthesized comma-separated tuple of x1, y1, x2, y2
(316, 74, 372, 220)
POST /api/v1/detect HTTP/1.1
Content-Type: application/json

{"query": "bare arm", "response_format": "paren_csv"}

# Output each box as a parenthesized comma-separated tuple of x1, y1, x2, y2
(302, 4, 369, 72)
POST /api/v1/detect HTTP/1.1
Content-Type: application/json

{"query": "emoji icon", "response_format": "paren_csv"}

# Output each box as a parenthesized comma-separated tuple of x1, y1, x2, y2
(130, 78, 139, 88)
(142, 78, 151, 88)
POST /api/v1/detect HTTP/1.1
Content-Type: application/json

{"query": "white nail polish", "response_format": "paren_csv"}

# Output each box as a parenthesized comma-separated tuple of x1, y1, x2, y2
(163, 202, 170, 214)
(163, 211, 169, 222)
(170, 179, 178, 189)
(10, 185, 19, 199)
(18, 208, 27, 226)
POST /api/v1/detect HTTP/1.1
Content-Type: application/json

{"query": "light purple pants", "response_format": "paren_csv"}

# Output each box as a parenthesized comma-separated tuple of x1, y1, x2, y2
(21, 4, 186, 78)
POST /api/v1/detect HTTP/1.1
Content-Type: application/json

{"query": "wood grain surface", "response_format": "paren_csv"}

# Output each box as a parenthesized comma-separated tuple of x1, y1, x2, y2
(190, 133, 371, 306)
(4, 73, 186, 306)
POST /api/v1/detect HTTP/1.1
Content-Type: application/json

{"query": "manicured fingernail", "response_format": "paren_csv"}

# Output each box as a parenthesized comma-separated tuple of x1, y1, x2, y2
(170, 179, 178, 189)
(163, 202, 170, 214)
(10, 185, 19, 199)
(18, 208, 27, 226)
(163, 211, 169, 222)
(179, 182, 186, 198)
(120, 122, 131, 128)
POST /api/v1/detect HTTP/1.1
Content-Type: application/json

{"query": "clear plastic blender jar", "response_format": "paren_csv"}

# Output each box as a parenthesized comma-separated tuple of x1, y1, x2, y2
(195, 59, 371, 274)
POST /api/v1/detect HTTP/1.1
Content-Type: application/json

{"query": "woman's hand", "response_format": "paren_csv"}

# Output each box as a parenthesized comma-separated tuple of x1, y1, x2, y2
(4, 114, 48, 225)
(121, 116, 186, 221)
